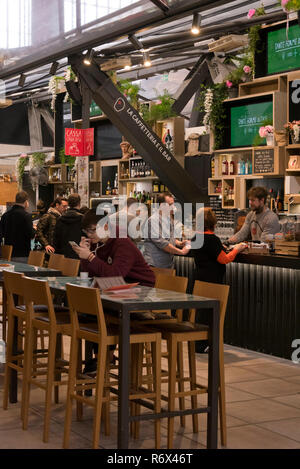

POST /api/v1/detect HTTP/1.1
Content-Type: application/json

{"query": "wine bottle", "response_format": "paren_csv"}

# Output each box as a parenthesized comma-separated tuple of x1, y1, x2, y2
(165, 129, 173, 153)
(222, 156, 228, 175)
(106, 180, 111, 195)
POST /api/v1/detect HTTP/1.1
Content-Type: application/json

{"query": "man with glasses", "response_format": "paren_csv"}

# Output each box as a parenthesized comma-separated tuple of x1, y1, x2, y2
(53, 193, 83, 259)
(72, 208, 155, 286)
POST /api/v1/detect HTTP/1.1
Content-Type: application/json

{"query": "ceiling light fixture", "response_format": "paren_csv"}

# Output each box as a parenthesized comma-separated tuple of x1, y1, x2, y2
(18, 74, 26, 87)
(191, 13, 201, 35)
(49, 61, 59, 75)
(128, 34, 143, 50)
(143, 51, 152, 67)
(83, 49, 94, 66)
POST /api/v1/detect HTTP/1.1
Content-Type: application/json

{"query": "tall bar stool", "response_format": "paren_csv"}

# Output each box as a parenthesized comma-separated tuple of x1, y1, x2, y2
(2, 271, 48, 416)
(21, 277, 72, 443)
(0, 245, 13, 339)
(144, 280, 230, 448)
(63, 283, 162, 449)
(27, 250, 45, 267)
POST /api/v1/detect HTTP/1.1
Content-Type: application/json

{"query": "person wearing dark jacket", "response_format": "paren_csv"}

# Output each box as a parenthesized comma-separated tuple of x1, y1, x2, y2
(53, 193, 83, 259)
(36, 197, 68, 253)
(0, 190, 35, 261)
(72, 209, 155, 287)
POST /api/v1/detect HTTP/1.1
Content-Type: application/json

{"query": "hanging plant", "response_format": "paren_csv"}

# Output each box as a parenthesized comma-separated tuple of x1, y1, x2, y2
(117, 79, 141, 109)
(30, 152, 47, 168)
(140, 90, 176, 126)
(198, 83, 228, 150)
(279, 0, 300, 11)
(64, 66, 78, 104)
(16, 154, 29, 187)
(59, 147, 75, 169)
(48, 75, 66, 111)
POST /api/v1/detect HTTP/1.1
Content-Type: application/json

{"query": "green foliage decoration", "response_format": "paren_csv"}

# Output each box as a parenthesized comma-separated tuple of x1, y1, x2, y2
(31, 152, 46, 168)
(198, 83, 228, 150)
(140, 90, 176, 126)
(59, 147, 75, 169)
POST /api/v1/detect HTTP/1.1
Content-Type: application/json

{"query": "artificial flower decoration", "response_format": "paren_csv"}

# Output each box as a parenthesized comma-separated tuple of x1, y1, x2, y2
(226, 80, 233, 88)
(247, 9, 256, 19)
(243, 65, 252, 74)
(259, 125, 274, 138)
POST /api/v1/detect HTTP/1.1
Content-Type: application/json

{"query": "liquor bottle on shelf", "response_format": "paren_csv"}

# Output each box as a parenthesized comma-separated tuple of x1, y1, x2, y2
(112, 173, 118, 195)
(89, 165, 93, 180)
(229, 186, 234, 200)
(223, 186, 228, 202)
(106, 180, 111, 195)
(165, 129, 173, 153)
(248, 158, 252, 175)
(245, 159, 249, 175)
(229, 158, 235, 175)
(153, 181, 160, 193)
(211, 156, 215, 177)
(240, 160, 245, 175)
(222, 156, 228, 175)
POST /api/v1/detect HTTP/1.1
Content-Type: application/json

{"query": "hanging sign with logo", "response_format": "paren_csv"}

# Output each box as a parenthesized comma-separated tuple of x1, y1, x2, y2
(65, 128, 94, 156)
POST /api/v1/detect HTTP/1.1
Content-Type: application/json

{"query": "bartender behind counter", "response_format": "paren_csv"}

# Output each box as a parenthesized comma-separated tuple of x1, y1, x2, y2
(228, 186, 281, 244)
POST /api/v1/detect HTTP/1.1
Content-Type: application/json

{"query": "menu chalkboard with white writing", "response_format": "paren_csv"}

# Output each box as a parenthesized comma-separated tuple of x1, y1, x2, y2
(254, 148, 274, 174)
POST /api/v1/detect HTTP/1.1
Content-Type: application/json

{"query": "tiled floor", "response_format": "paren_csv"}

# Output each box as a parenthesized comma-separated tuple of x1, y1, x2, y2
(1, 339, 300, 449)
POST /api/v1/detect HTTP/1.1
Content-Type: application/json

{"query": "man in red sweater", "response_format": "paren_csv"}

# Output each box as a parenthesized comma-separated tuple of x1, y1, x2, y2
(72, 208, 155, 287)
(71, 208, 155, 374)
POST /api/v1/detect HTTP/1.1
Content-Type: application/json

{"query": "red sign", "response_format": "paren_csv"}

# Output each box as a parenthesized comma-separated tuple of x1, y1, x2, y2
(65, 128, 94, 156)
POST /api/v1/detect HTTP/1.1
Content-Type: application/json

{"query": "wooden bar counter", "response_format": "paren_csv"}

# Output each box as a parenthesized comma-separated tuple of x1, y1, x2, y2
(174, 253, 300, 360)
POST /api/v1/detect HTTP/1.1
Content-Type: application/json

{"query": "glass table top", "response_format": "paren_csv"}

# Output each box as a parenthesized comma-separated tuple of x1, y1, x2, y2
(34, 276, 217, 306)
(0, 261, 60, 273)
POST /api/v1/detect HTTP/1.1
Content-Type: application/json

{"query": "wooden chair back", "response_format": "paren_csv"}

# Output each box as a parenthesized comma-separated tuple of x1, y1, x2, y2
(61, 257, 80, 277)
(1, 245, 13, 261)
(151, 267, 176, 279)
(48, 253, 64, 271)
(22, 277, 56, 325)
(27, 250, 45, 267)
(155, 273, 188, 292)
(191, 281, 230, 339)
(66, 283, 107, 340)
(154, 274, 188, 319)
(3, 270, 24, 311)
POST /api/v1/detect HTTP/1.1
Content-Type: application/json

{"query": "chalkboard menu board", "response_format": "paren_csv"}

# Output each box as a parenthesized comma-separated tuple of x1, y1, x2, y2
(254, 148, 274, 174)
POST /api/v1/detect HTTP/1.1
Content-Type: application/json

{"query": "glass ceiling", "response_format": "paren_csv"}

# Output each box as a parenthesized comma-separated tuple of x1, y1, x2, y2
(0, 0, 283, 96)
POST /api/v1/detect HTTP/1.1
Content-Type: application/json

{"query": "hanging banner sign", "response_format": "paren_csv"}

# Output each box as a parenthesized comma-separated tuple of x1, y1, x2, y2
(65, 128, 94, 156)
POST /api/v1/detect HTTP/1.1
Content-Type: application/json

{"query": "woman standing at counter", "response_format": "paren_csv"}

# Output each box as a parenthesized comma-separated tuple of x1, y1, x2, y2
(191, 207, 246, 353)
(192, 207, 247, 284)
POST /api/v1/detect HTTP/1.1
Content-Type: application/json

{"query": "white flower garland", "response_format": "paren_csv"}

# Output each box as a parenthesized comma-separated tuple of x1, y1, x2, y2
(48, 76, 58, 111)
(292, 124, 300, 142)
(203, 88, 214, 130)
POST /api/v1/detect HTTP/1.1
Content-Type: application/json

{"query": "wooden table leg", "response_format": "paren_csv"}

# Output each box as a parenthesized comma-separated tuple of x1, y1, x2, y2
(206, 302, 219, 449)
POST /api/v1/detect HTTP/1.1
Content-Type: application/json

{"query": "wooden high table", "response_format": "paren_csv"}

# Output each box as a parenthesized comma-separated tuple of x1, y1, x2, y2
(40, 277, 221, 449)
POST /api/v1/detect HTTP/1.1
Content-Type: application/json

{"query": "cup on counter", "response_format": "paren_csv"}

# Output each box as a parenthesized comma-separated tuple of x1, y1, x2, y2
(80, 272, 89, 279)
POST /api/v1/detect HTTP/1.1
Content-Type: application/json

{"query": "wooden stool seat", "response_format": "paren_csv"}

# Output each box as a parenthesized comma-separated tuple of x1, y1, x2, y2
(143, 280, 229, 448)
(63, 283, 162, 449)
